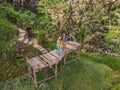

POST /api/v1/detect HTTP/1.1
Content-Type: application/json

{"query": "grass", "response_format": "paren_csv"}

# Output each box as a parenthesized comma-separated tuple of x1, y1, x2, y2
(0, 54, 114, 90)
(82, 53, 120, 70)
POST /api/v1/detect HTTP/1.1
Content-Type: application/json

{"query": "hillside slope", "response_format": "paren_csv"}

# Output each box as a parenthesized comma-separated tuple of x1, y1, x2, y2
(0, 57, 113, 90)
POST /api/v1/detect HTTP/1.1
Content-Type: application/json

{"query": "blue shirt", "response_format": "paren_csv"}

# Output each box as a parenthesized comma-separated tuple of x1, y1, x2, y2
(62, 35, 67, 42)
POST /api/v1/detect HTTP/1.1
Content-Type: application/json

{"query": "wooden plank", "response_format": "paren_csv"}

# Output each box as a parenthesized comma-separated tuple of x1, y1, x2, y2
(32, 57, 46, 69)
(29, 59, 38, 68)
(27, 59, 35, 68)
(30, 59, 37, 66)
(69, 41, 80, 47)
(49, 53, 59, 59)
(67, 43, 77, 48)
(65, 48, 71, 54)
(48, 52, 59, 60)
(46, 53, 57, 60)
(66, 44, 76, 50)
(37, 47, 48, 53)
(27, 59, 38, 70)
(36, 56, 48, 67)
(50, 49, 65, 57)
(49, 50, 62, 62)
(39, 48, 45, 51)
(47, 53, 59, 63)
(41, 50, 48, 53)
(49, 50, 60, 58)
(43, 53, 57, 64)
(40, 55, 52, 67)
(68, 44, 78, 50)
(67, 41, 80, 46)
(29, 59, 39, 70)
(49, 50, 66, 62)
(43, 51, 48, 53)
(34, 57, 46, 68)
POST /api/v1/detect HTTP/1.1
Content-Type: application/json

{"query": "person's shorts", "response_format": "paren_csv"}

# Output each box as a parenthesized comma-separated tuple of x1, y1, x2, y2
(62, 41, 67, 48)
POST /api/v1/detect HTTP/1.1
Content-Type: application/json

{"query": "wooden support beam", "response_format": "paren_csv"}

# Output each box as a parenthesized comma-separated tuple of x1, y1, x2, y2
(64, 55, 67, 65)
(33, 70, 37, 87)
(37, 76, 55, 84)
(60, 60, 63, 71)
(27, 63, 32, 76)
(54, 64, 58, 79)
(26, 58, 31, 75)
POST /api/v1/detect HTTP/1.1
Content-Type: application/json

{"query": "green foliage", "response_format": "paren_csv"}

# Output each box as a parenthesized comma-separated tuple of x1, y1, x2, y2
(116, 8, 120, 13)
(77, 27, 86, 43)
(48, 41, 56, 50)
(37, 31, 56, 50)
(112, 83, 120, 90)
(5, 7, 37, 28)
(82, 53, 120, 70)
(105, 26, 120, 52)
(0, 5, 16, 60)
(105, 26, 120, 41)
(37, 31, 46, 44)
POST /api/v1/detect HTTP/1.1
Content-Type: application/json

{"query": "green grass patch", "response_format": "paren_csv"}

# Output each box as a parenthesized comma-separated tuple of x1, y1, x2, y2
(82, 53, 120, 70)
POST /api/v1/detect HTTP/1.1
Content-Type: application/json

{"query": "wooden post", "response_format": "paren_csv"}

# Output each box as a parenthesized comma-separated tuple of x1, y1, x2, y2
(64, 55, 66, 65)
(28, 63, 32, 76)
(63, 47, 67, 65)
(60, 60, 63, 71)
(33, 70, 37, 87)
(43, 68, 48, 78)
(54, 64, 58, 79)
(26, 57, 32, 77)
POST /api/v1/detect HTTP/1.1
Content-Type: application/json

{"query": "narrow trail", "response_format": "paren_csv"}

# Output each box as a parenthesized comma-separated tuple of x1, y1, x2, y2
(17, 28, 48, 54)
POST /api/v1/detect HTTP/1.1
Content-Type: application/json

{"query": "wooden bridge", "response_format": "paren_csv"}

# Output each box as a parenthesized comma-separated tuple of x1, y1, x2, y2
(26, 41, 80, 87)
